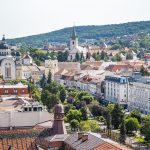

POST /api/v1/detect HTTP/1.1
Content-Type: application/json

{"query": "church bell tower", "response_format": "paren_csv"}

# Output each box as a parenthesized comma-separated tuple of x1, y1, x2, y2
(70, 26, 78, 50)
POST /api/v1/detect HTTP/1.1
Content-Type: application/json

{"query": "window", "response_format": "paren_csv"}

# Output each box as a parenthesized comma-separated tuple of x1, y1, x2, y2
(29, 107, 32, 111)
(13, 89, 17, 94)
(3, 89, 8, 94)
(33, 107, 37, 111)
(22, 89, 24, 93)
(38, 107, 42, 111)
(24, 107, 28, 112)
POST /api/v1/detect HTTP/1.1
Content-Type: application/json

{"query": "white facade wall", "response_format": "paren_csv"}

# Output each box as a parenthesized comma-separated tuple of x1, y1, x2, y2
(105, 80, 128, 104)
(128, 82, 150, 114)
(88, 84, 97, 95)
(0, 111, 52, 128)
(23, 58, 32, 65)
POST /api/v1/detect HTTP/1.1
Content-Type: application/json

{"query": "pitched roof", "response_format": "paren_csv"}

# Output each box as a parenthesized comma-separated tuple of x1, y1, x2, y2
(94, 143, 128, 150)
(83, 61, 103, 67)
(58, 62, 80, 71)
(64, 133, 106, 150)
(65, 133, 129, 150)
(106, 64, 133, 72)
(23, 54, 32, 59)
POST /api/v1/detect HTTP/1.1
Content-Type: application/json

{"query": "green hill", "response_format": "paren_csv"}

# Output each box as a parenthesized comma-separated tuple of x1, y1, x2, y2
(8, 21, 150, 47)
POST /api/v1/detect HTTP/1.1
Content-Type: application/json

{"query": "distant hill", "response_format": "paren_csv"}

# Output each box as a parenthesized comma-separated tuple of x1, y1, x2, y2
(8, 21, 150, 47)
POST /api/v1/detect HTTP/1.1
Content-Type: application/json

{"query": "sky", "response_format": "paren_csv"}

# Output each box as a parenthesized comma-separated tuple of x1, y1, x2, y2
(0, 0, 150, 39)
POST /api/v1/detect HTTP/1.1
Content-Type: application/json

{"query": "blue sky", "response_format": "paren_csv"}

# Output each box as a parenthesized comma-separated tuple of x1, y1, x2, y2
(0, 0, 150, 38)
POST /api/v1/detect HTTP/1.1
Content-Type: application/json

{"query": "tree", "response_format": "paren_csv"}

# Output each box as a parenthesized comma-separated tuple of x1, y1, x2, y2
(41, 90, 59, 111)
(79, 120, 99, 132)
(112, 104, 123, 129)
(140, 122, 150, 141)
(70, 119, 79, 131)
(75, 52, 80, 61)
(78, 91, 90, 101)
(140, 65, 150, 76)
(130, 109, 141, 123)
(125, 118, 140, 134)
(106, 111, 112, 137)
(81, 95, 94, 104)
(45, 81, 63, 94)
(106, 104, 115, 113)
(126, 53, 133, 60)
(106, 112, 111, 130)
(119, 118, 126, 144)
(89, 120, 100, 132)
(115, 53, 122, 62)
(80, 107, 88, 120)
(79, 121, 91, 132)
(60, 88, 67, 103)
(66, 109, 82, 122)
(91, 105, 103, 117)
(86, 52, 91, 59)
(47, 70, 52, 84)
(142, 114, 150, 124)
(40, 74, 47, 88)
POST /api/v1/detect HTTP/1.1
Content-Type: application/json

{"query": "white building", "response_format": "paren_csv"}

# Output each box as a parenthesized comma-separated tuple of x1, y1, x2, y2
(68, 26, 87, 61)
(0, 98, 53, 128)
(22, 53, 33, 65)
(128, 77, 150, 114)
(105, 75, 128, 105)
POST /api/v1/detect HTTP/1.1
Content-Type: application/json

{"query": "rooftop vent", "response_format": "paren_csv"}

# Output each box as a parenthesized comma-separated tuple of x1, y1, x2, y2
(78, 132, 83, 140)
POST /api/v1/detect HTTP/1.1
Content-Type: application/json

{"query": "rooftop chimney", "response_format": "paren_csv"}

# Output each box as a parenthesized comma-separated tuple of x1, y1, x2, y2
(82, 134, 88, 142)
(78, 132, 83, 140)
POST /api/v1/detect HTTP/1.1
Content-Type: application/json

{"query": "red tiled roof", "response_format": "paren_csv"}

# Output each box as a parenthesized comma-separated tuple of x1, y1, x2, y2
(106, 64, 133, 72)
(94, 143, 128, 150)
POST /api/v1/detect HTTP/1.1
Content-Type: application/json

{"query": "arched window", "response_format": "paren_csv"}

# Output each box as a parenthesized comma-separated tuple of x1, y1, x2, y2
(5, 63, 11, 79)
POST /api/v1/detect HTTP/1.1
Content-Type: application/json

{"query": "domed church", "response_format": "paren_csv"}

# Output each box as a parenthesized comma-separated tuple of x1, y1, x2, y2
(0, 35, 17, 80)
(0, 35, 38, 81)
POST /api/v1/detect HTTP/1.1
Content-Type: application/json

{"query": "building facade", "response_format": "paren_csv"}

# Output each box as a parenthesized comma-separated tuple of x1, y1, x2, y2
(128, 79, 150, 114)
(0, 83, 28, 96)
(105, 76, 128, 105)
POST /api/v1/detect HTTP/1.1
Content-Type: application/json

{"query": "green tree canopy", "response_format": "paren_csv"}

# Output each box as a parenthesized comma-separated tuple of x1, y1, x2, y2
(70, 119, 79, 131)
(80, 107, 88, 120)
(66, 109, 82, 122)
(60, 88, 67, 103)
(111, 104, 123, 129)
(119, 118, 126, 144)
(140, 122, 150, 141)
(47, 70, 52, 84)
(125, 117, 140, 134)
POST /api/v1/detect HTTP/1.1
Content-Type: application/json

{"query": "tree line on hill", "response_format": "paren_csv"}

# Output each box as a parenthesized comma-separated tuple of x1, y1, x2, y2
(8, 21, 150, 47)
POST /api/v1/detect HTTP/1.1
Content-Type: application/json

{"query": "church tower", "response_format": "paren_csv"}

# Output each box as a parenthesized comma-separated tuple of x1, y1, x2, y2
(52, 104, 67, 135)
(70, 26, 78, 50)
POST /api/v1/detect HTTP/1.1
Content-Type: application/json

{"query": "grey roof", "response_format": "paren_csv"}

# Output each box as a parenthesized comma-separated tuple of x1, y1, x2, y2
(64, 133, 106, 150)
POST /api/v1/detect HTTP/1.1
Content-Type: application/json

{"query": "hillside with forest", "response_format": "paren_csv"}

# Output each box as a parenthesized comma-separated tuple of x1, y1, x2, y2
(8, 21, 150, 47)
